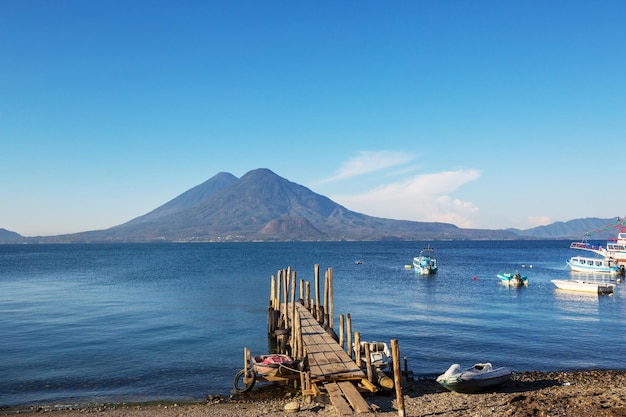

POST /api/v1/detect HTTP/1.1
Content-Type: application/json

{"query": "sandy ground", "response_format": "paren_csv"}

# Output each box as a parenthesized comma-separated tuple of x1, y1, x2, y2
(3, 370, 625, 417)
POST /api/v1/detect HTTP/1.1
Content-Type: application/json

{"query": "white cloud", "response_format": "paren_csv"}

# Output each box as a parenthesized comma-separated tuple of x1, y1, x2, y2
(528, 216, 551, 227)
(317, 150, 417, 184)
(331, 169, 481, 227)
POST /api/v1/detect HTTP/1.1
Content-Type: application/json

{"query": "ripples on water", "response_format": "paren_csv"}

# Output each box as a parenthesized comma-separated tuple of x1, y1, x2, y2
(0, 241, 624, 407)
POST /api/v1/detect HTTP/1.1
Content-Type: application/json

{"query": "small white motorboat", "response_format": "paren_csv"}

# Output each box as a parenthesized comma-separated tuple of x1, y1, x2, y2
(551, 279, 615, 294)
(436, 363, 511, 393)
(353, 341, 394, 389)
(353, 341, 392, 369)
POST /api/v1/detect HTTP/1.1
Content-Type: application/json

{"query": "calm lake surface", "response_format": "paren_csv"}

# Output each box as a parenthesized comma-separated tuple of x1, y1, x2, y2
(1, 241, 624, 407)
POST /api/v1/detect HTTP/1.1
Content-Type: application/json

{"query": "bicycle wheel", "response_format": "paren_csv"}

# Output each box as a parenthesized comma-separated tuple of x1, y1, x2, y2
(233, 369, 256, 393)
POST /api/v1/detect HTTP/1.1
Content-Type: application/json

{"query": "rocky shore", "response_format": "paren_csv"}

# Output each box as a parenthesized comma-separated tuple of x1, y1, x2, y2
(3, 370, 625, 417)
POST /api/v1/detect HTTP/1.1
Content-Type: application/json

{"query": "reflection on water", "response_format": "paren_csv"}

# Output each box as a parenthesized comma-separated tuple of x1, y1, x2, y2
(553, 289, 601, 318)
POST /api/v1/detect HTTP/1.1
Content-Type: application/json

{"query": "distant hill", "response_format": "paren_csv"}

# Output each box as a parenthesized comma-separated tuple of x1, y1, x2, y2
(0, 228, 23, 242)
(508, 217, 623, 239)
(27, 168, 516, 243)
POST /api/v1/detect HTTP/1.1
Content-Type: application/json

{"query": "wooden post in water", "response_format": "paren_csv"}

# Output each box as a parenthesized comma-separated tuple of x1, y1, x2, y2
(339, 314, 345, 350)
(305, 281, 310, 310)
(282, 268, 288, 329)
(327, 267, 334, 329)
(354, 331, 361, 367)
(297, 309, 304, 358)
(299, 278, 304, 301)
(364, 342, 373, 384)
(314, 264, 320, 321)
(391, 339, 405, 417)
(346, 313, 353, 358)
(323, 269, 329, 329)
(274, 272, 279, 309)
(244, 347, 250, 375)
(290, 269, 297, 355)
(268, 275, 276, 333)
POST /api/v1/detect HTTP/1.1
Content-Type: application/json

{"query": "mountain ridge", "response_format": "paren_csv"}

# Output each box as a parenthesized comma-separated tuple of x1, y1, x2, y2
(1, 169, 622, 243)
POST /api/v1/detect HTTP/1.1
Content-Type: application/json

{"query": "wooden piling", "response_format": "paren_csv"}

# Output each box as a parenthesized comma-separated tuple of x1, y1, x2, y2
(354, 331, 361, 367)
(290, 269, 297, 355)
(314, 264, 321, 321)
(282, 269, 288, 329)
(305, 281, 310, 309)
(391, 339, 405, 417)
(323, 269, 329, 328)
(364, 341, 373, 384)
(328, 267, 334, 329)
(346, 313, 353, 358)
(339, 314, 345, 350)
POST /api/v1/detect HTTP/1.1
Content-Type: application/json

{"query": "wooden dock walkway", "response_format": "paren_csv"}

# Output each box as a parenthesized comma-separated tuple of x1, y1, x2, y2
(292, 302, 364, 383)
(264, 265, 403, 415)
(290, 302, 374, 414)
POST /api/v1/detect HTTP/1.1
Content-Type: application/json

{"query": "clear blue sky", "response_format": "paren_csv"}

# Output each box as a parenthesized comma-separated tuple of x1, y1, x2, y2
(2, 1, 625, 236)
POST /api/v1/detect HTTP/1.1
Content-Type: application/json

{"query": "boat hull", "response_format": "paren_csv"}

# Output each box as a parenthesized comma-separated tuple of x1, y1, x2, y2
(551, 279, 615, 294)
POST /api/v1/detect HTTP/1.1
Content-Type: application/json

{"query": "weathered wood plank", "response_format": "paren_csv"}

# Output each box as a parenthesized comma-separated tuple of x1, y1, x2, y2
(324, 382, 353, 415)
(338, 381, 372, 413)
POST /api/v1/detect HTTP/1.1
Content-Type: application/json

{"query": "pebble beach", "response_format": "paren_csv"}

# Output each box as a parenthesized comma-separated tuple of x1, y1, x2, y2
(3, 370, 625, 417)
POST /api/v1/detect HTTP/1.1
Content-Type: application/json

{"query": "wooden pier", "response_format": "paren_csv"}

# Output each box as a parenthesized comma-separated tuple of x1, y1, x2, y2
(257, 265, 403, 415)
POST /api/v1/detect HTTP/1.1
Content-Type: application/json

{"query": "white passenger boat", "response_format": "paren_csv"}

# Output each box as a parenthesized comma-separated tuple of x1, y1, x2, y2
(567, 255, 623, 275)
(570, 217, 626, 266)
(551, 279, 615, 294)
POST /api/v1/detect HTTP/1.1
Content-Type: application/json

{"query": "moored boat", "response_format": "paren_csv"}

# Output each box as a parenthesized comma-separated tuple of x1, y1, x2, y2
(251, 354, 298, 376)
(436, 363, 511, 393)
(497, 272, 528, 286)
(353, 341, 392, 369)
(569, 217, 626, 267)
(413, 246, 438, 275)
(567, 255, 624, 276)
(551, 279, 615, 294)
(352, 341, 394, 389)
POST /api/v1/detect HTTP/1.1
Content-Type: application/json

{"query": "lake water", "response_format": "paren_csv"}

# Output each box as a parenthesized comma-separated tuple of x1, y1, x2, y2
(1, 241, 624, 407)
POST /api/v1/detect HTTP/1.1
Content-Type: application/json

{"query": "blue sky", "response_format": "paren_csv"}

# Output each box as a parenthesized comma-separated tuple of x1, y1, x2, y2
(2, 1, 625, 236)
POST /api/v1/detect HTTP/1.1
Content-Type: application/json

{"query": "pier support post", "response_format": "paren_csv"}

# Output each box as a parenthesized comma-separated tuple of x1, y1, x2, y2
(346, 314, 353, 358)
(364, 342, 373, 384)
(354, 331, 361, 367)
(339, 314, 345, 350)
(391, 339, 405, 417)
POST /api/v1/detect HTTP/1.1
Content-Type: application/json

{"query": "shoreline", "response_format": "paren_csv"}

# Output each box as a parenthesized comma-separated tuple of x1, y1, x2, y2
(3, 370, 625, 417)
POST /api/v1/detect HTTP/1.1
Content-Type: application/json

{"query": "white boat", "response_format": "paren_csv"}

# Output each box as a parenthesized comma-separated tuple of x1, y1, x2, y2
(352, 341, 394, 389)
(413, 246, 438, 275)
(567, 255, 623, 276)
(353, 341, 391, 369)
(436, 363, 511, 393)
(497, 272, 528, 286)
(551, 279, 615, 294)
(570, 217, 626, 268)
